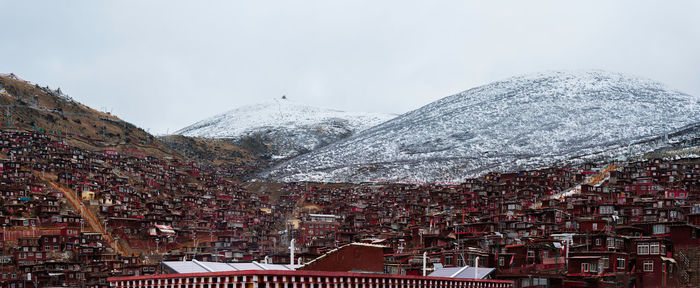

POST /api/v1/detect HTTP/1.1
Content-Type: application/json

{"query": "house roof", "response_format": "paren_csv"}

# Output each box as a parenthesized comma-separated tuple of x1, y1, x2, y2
(155, 225, 176, 234)
(428, 266, 495, 279)
(162, 260, 300, 274)
(568, 256, 601, 259)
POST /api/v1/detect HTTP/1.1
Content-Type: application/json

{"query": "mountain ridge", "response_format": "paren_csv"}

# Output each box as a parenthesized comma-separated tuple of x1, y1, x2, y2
(0, 73, 175, 158)
(175, 98, 396, 159)
(261, 70, 700, 183)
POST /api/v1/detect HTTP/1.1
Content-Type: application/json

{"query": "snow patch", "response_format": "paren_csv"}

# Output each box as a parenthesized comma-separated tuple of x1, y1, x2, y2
(262, 70, 700, 183)
(175, 98, 396, 159)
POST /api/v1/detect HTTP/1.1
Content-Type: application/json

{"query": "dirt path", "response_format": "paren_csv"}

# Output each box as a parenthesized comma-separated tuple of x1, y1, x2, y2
(37, 172, 126, 256)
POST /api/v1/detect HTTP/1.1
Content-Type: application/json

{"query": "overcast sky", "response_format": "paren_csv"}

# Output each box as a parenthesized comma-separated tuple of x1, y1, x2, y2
(2, 1, 699, 134)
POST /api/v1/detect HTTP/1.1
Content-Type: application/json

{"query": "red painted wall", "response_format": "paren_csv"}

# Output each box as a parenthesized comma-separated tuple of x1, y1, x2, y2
(299, 244, 384, 273)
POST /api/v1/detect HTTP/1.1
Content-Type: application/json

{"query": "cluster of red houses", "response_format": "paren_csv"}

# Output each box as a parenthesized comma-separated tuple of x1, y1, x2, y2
(0, 131, 278, 287)
(0, 129, 698, 287)
(276, 161, 699, 287)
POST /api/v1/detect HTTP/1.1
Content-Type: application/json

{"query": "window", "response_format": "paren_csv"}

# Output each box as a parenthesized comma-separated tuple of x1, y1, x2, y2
(617, 258, 625, 269)
(580, 263, 598, 273)
(499, 257, 505, 267)
(607, 238, 616, 248)
(616, 239, 624, 248)
(643, 260, 654, 272)
(600, 206, 614, 214)
(592, 223, 598, 230)
(638, 244, 649, 255)
(653, 225, 666, 235)
(602, 257, 609, 268)
(650, 243, 660, 255)
(527, 250, 535, 258)
(445, 255, 453, 266)
(596, 239, 601, 246)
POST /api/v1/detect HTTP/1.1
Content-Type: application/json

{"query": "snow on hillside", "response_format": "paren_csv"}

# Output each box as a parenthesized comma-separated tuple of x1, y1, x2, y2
(175, 98, 396, 159)
(262, 70, 700, 183)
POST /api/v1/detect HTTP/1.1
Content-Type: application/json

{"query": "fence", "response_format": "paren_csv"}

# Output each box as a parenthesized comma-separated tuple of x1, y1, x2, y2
(2, 227, 62, 241)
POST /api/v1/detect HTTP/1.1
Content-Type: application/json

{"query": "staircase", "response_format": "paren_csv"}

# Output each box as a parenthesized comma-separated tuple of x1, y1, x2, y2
(586, 163, 618, 186)
(676, 247, 700, 286)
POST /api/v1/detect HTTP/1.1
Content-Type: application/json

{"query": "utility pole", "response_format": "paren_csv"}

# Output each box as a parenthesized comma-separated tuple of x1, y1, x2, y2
(80, 206, 85, 232)
(210, 229, 216, 262)
(290, 239, 295, 265)
(6, 105, 11, 127)
(555, 248, 559, 274)
(193, 233, 198, 260)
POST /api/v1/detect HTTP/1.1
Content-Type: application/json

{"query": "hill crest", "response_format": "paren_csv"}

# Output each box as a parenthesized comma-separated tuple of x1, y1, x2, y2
(262, 70, 700, 182)
(175, 98, 396, 159)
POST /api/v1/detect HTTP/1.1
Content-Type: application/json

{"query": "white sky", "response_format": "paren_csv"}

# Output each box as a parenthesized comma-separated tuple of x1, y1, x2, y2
(1, 1, 699, 134)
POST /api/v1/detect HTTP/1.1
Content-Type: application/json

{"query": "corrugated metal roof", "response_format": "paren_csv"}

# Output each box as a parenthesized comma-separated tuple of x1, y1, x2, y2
(205, 262, 239, 272)
(428, 267, 495, 279)
(163, 261, 209, 273)
(162, 261, 300, 274)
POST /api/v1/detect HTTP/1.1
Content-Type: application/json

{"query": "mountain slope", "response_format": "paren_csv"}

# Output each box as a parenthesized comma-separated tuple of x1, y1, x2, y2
(262, 70, 700, 183)
(175, 98, 396, 159)
(0, 73, 172, 157)
(158, 134, 255, 165)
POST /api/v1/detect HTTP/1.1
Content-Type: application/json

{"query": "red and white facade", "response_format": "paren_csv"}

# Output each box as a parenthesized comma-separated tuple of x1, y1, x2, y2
(109, 270, 514, 288)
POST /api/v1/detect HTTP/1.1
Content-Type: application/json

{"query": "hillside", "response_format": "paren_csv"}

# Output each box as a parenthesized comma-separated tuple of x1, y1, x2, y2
(0, 73, 171, 158)
(175, 98, 396, 160)
(262, 70, 700, 183)
(158, 134, 256, 165)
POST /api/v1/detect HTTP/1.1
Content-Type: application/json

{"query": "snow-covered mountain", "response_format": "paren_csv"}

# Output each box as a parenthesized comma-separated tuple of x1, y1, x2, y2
(175, 99, 396, 159)
(262, 70, 700, 183)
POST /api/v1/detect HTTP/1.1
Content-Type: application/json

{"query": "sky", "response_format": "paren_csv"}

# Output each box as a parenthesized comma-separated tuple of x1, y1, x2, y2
(1, 1, 699, 135)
